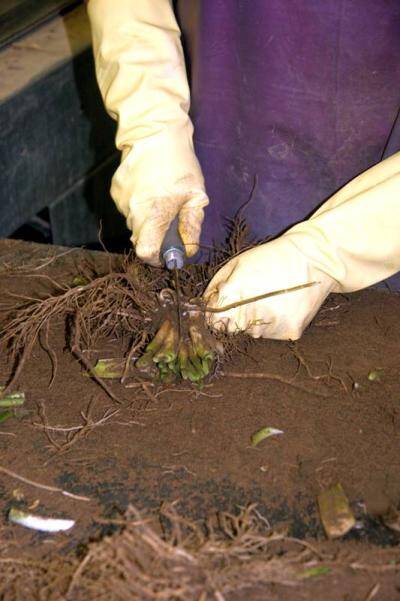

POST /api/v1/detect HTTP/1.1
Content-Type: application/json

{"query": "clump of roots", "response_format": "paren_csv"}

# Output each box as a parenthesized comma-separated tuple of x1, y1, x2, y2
(0, 207, 260, 399)
(0, 503, 327, 600)
(3, 206, 309, 397)
(0, 240, 245, 400)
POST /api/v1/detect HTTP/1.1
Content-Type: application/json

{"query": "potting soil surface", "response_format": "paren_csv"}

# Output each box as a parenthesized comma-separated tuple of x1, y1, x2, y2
(0, 239, 400, 600)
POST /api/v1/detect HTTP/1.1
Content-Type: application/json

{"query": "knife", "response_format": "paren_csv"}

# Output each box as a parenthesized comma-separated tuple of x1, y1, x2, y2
(161, 216, 185, 335)
(161, 215, 185, 270)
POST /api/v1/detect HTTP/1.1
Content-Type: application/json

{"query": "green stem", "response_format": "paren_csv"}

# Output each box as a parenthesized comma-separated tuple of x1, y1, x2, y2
(0, 397, 25, 408)
(136, 319, 172, 370)
(153, 324, 178, 364)
(189, 325, 213, 360)
(0, 410, 13, 423)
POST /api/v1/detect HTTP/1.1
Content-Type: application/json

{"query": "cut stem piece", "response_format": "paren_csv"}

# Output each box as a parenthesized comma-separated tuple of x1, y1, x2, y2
(189, 325, 214, 360)
(153, 324, 178, 365)
(136, 319, 173, 371)
(318, 483, 356, 539)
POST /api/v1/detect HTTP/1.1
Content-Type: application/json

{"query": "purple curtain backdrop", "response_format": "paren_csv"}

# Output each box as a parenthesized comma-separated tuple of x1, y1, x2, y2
(177, 0, 400, 288)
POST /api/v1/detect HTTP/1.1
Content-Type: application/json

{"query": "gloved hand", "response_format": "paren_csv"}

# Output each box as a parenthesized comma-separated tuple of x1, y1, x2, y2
(205, 151, 400, 339)
(87, 0, 209, 265)
(204, 239, 335, 339)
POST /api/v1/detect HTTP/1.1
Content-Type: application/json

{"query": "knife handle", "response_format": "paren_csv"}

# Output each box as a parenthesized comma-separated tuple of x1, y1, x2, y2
(161, 216, 185, 270)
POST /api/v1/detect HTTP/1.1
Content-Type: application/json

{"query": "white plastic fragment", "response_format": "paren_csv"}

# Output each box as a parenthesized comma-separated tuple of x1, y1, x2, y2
(8, 507, 75, 532)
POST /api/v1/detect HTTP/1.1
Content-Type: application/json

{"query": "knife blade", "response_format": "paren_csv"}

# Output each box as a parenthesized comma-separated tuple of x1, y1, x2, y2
(173, 266, 183, 338)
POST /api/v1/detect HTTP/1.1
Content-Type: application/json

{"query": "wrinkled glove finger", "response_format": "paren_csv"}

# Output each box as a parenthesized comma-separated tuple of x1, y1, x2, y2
(178, 205, 205, 258)
(204, 280, 246, 332)
(134, 199, 179, 266)
(134, 193, 207, 265)
(203, 297, 233, 334)
(203, 262, 238, 304)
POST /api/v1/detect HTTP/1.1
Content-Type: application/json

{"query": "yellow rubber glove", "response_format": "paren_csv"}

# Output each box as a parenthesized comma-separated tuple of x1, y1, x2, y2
(87, 0, 209, 265)
(205, 152, 400, 339)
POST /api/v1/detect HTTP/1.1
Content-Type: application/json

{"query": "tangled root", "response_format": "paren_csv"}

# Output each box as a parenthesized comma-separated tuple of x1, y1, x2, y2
(0, 504, 318, 600)
(0, 227, 250, 398)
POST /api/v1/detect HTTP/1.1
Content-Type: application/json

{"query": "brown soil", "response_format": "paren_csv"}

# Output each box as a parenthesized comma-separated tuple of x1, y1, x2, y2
(0, 239, 400, 600)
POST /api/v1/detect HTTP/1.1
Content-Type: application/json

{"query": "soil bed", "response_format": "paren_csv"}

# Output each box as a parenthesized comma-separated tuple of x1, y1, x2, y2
(0, 239, 400, 600)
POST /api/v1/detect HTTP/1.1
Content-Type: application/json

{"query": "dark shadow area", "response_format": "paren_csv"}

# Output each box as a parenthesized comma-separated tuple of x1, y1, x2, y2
(50, 9, 131, 251)
(10, 208, 52, 244)
(0, 4, 131, 251)
(0, 0, 80, 49)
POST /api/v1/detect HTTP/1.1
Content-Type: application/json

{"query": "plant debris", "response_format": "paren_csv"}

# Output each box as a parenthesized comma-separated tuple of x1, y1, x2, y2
(0, 386, 25, 424)
(9, 508, 75, 533)
(0, 503, 332, 600)
(317, 483, 356, 539)
(251, 426, 284, 447)
(1, 501, 398, 600)
(0, 410, 13, 424)
(298, 566, 331, 579)
(0, 386, 25, 407)
(90, 358, 126, 379)
(367, 369, 384, 382)
(382, 506, 400, 533)
(0, 465, 91, 502)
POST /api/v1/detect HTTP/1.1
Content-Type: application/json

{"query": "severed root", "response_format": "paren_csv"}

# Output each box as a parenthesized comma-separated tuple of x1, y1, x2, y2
(136, 318, 217, 385)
